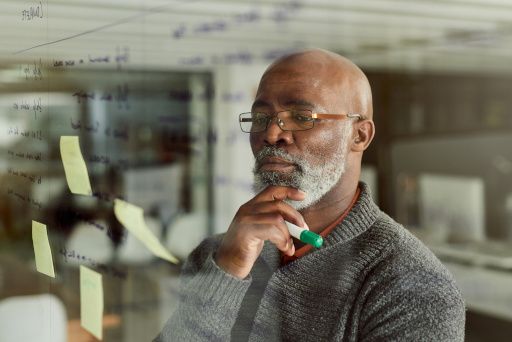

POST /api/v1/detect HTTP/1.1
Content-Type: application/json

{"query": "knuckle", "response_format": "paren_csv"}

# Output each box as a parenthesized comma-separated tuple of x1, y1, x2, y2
(280, 235, 289, 248)
(274, 201, 285, 210)
(270, 213, 284, 223)
(275, 201, 290, 214)
(237, 215, 250, 224)
(270, 228, 287, 246)
(237, 203, 249, 213)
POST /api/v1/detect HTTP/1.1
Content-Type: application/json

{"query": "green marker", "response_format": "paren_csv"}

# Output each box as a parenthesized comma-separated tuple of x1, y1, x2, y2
(286, 221, 323, 248)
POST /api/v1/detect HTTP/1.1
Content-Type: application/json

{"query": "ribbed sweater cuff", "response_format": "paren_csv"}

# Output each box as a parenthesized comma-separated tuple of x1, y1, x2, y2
(182, 254, 252, 312)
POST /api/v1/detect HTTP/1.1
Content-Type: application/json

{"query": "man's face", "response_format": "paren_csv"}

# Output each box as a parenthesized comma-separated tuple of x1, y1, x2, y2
(250, 63, 354, 210)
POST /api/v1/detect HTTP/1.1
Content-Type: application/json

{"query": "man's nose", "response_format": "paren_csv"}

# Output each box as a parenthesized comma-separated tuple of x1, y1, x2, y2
(263, 116, 293, 146)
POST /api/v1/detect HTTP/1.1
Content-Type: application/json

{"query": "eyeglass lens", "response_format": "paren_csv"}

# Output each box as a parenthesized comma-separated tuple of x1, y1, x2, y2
(240, 110, 314, 132)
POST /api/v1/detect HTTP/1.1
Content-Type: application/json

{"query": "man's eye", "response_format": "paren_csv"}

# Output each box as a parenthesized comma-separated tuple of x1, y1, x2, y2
(252, 114, 268, 124)
(292, 112, 313, 122)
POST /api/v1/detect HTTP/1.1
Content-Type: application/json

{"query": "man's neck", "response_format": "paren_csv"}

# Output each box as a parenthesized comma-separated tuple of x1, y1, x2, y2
(300, 181, 359, 234)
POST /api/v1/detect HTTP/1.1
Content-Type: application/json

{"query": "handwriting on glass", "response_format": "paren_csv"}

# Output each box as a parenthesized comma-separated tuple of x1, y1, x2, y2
(53, 46, 129, 70)
(69, 119, 129, 142)
(21, 1, 43, 21)
(7, 126, 43, 140)
(59, 247, 126, 280)
(179, 46, 302, 66)
(6, 187, 43, 210)
(72, 83, 129, 109)
(171, 1, 302, 40)
(7, 149, 42, 161)
(7, 168, 42, 184)
(22, 59, 43, 81)
(13, 97, 42, 119)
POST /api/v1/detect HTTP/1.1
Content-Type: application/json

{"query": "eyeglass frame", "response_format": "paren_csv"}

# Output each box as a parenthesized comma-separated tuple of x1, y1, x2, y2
(238, 109, 364, 133)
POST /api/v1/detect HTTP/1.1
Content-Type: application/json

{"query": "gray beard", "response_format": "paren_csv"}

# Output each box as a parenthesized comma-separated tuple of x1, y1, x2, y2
(252, 123, 352, 210)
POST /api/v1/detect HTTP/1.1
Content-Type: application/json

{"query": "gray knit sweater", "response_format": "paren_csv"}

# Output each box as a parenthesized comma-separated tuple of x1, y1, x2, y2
(156, 183, 465, 341)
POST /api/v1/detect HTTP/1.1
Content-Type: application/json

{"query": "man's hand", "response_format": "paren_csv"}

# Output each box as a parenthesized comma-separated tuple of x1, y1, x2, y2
(215, 186, 307, 279)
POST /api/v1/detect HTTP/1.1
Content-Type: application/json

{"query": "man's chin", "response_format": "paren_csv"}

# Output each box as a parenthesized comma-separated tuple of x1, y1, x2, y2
(252, 171, 302, 194)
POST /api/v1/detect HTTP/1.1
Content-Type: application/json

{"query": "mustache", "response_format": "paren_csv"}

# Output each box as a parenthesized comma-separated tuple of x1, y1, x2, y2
(253, 146, 303, 172)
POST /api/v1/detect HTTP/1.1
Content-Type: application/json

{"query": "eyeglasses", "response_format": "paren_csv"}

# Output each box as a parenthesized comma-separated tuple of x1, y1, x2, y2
(239, 109, 362, 133)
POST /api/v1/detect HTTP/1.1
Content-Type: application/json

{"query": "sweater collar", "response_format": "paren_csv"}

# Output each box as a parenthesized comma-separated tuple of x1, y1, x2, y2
(260, 182, 380, 269)
(323, 181, 380, 247)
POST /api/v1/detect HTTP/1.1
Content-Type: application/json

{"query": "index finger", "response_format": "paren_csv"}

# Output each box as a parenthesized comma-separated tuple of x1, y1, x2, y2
(254, 185, 306, 203)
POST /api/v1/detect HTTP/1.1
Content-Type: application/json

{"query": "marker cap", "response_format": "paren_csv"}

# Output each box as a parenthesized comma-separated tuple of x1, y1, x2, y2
(299, 230, 323, 248)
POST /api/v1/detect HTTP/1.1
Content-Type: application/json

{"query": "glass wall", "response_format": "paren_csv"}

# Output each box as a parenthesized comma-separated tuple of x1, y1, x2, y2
(1, 1, 511, 340)
(0, 64, 213, 340)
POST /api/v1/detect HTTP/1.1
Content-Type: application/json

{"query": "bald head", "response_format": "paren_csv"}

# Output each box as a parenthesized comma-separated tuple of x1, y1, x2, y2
(260, 49, 373, 119)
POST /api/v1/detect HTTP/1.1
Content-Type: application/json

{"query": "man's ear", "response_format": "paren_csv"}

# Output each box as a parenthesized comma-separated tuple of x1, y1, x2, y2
(352, 119, 375, 152)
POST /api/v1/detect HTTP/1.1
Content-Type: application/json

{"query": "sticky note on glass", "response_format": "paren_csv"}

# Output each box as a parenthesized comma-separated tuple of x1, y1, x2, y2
(80, 265, 103, 340)
(32, 221, 55, 278)
(114, 199, 178, 264)
(60, 136, 92, 196)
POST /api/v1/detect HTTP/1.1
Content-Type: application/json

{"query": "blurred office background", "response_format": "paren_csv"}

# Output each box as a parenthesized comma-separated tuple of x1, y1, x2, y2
(1, 0, 512, 340)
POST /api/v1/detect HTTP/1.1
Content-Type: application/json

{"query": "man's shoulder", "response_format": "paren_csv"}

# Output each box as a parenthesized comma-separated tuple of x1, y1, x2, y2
(365, 212, 461, 292)
(358, 213, 465, 341)
(372, 213, 442, 262)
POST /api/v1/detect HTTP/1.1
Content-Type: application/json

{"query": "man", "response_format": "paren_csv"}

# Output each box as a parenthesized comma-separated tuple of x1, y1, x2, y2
(156, 49, 465, 341)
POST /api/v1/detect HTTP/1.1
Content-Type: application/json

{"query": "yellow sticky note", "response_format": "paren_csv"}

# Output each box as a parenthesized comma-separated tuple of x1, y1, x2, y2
(32, 220, 55, 278)
(60, 136, 92, 196)
(80, 265, 103, 340)
(114, 199, 179, 264)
